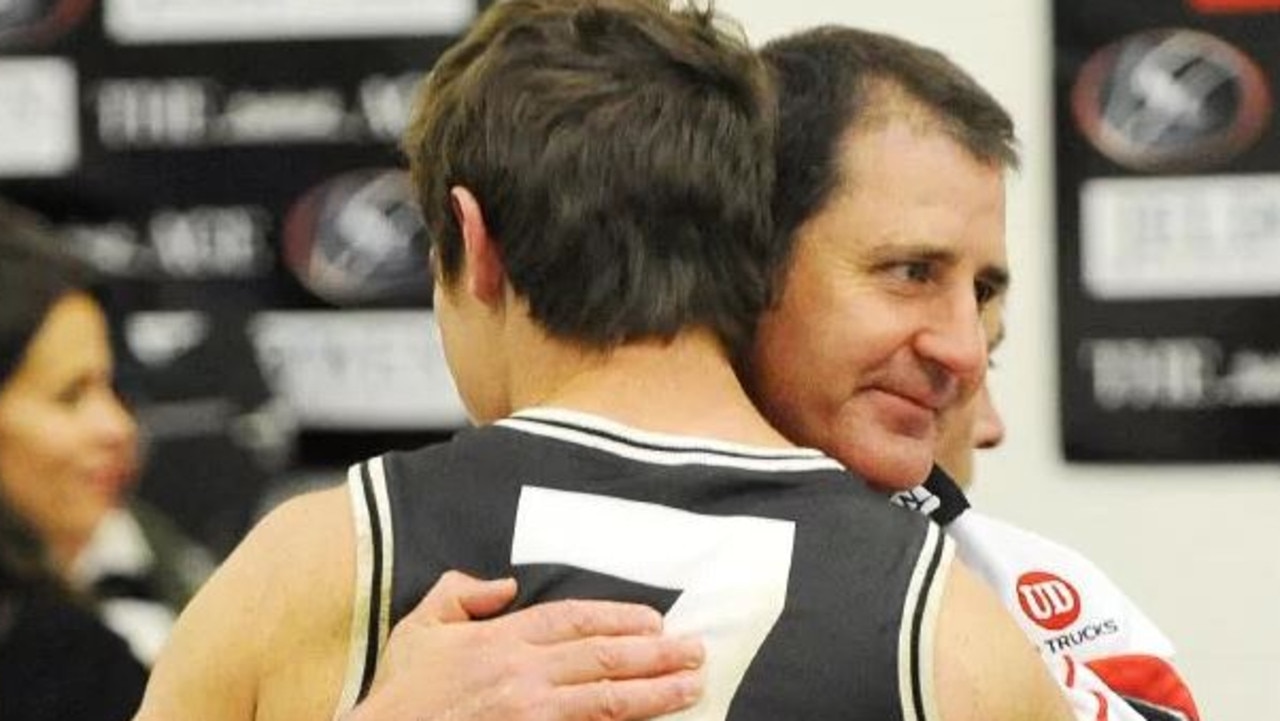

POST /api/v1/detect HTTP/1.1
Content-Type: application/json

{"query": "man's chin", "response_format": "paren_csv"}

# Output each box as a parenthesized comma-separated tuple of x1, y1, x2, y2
(840, 438, 934, 493)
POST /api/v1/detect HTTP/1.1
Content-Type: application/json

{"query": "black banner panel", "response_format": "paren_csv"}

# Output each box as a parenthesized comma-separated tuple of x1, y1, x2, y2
(1055, 0, 1280, 461)
(0, 1, 485, 552)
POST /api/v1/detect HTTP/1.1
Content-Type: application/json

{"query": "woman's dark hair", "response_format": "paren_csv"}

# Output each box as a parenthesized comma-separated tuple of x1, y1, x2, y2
(0, 199, 94, 388)
(0, 199, 94, 597)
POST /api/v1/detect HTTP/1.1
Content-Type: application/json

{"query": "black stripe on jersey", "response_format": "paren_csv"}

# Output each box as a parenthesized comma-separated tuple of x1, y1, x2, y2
(513, 564, 682, 614)
(1127, 697, 1191, 721)
(511, 413, 819, 460)
(910, 530, 946, 721)
(357, 461, 385, 701)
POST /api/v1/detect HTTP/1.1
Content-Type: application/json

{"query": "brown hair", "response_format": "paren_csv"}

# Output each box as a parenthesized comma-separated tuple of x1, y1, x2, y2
(762, 25, 1019, 250)
(404, 0, 778, 352)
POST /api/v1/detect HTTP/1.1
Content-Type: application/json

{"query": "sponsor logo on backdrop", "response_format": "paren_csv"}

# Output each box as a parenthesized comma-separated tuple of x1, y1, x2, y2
(104, 0, 474, 44)
(1072, 28, 1271, 171)
(1016, 571, 1082, 631)
(250, 311, 466, 429)
(283, 168, 432, 307)
(0, 0, 92, 46)
(93, 73, 418, 149)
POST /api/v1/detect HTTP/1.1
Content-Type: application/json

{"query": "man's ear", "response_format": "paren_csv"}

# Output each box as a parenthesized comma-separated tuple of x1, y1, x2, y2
(450, 186, 505, 305)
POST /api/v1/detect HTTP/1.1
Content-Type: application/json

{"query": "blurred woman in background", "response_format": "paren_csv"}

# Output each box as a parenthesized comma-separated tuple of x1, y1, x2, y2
(0, 199, 209, 720)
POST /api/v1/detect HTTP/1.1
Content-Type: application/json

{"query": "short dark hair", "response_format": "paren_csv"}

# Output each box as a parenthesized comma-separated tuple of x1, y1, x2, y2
(404, 0, 777, 352)
(762, 26, 1019, 249)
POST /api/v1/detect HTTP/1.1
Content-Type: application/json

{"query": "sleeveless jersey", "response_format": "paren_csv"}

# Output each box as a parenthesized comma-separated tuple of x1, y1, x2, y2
(335, 408, 953, 721)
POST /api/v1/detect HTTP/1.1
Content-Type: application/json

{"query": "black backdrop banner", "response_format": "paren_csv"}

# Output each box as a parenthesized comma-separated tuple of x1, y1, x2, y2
(0, 0, 487, 551)
(1055, 0, 1280, 461)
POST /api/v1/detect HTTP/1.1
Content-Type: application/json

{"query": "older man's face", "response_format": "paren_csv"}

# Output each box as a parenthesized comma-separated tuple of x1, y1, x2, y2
(746, 119, 1008, 491)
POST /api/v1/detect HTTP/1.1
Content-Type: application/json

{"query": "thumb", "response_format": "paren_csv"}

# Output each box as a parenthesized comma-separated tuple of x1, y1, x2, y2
(412, 570, 518, 625)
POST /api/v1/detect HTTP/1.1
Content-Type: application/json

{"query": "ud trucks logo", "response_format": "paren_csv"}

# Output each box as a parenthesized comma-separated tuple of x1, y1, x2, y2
(1071, 28, 1271, 171)
(1016, 571, 1081, 631)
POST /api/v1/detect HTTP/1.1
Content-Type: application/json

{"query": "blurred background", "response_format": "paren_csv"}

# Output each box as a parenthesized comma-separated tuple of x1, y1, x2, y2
(2, 0, 1277, 718)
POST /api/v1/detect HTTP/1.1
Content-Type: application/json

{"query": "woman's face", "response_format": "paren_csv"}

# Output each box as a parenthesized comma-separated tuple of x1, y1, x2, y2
(0, 293, 138, 566)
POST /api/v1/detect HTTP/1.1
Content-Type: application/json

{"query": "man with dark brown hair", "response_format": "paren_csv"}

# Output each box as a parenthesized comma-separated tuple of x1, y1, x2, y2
(137, 3, 1070, 720)
(344, 20, 1105, 721)
(756, 28, 1195, 720)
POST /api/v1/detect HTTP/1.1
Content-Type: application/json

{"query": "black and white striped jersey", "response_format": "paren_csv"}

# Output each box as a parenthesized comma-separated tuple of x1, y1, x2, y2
(334, 408, 953, 721)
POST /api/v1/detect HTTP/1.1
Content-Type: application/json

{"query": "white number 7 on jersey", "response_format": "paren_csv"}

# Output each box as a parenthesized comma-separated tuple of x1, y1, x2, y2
(512, 485, 796, 720)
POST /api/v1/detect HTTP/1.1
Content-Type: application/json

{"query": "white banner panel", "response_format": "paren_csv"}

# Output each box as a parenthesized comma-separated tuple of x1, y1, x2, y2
(105, 0, 475, 44)
(1082, 174, 1280, 300)
(0, 58, 79, 178)
(249, 310, 467, 429)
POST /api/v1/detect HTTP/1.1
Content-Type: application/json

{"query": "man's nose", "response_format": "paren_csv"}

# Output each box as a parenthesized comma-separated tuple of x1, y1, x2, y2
(915, 287, 987, 392)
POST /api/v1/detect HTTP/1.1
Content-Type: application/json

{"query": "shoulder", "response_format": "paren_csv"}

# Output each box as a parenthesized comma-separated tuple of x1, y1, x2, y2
(137, 485, 355, 720)
(930, 557, 1075, 721)
(817, 472, 936, 549)
(384, 425, 525, 465)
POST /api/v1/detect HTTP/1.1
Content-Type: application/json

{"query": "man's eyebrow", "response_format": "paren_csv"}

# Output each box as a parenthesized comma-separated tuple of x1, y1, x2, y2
(863, 240, 957, 263)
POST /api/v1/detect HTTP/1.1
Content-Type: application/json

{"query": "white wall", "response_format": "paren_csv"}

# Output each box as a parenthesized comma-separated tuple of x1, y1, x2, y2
(719, 1, 1280, 718)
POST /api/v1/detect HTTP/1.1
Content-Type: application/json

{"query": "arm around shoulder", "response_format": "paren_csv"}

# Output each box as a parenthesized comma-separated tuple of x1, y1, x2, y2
(134, 486, 356, 721)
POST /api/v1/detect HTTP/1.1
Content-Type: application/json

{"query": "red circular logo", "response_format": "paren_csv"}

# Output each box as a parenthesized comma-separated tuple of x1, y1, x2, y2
(1071, 28, 1272, 172)
(1015, 571, 1082, 631)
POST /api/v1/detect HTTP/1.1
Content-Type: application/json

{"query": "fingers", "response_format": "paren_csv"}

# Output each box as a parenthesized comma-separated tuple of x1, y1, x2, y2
(546, 634, 705, 686)
(411, 570, 518, 624)
(553, 670, 703, 721)
(457, 576, 519, 620)
(494, 598, 665, 644)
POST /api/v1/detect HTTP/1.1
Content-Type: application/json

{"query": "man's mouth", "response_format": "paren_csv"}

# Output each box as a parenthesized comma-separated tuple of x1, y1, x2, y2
(874, 385, 948, 415)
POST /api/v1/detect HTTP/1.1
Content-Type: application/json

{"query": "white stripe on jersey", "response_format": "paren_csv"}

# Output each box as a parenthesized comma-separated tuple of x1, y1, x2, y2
(510, 408, 831, 457)
(898, 522, 953, 721)
(500, 410, 844, 473)
(333, 459, 395, 720)
(333, 464, 377, 720)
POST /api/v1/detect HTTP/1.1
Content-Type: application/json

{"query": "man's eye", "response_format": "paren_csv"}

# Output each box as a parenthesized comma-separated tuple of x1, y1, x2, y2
(889, 261, 933, 283)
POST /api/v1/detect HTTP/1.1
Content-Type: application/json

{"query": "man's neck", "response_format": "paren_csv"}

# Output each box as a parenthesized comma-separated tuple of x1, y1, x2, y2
(506, 327, 792, 449)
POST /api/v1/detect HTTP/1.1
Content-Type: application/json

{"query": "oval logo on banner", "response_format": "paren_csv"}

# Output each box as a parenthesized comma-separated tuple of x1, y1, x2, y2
(1071, 28, 1271, 172)
(1016, 571, 1082, 631)
(0, 0, 93, 46)
(283, 168, 433, 307)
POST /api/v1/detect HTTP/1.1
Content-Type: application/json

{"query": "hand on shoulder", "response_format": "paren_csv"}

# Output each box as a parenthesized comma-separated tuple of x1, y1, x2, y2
(347, 570, 705, 721)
